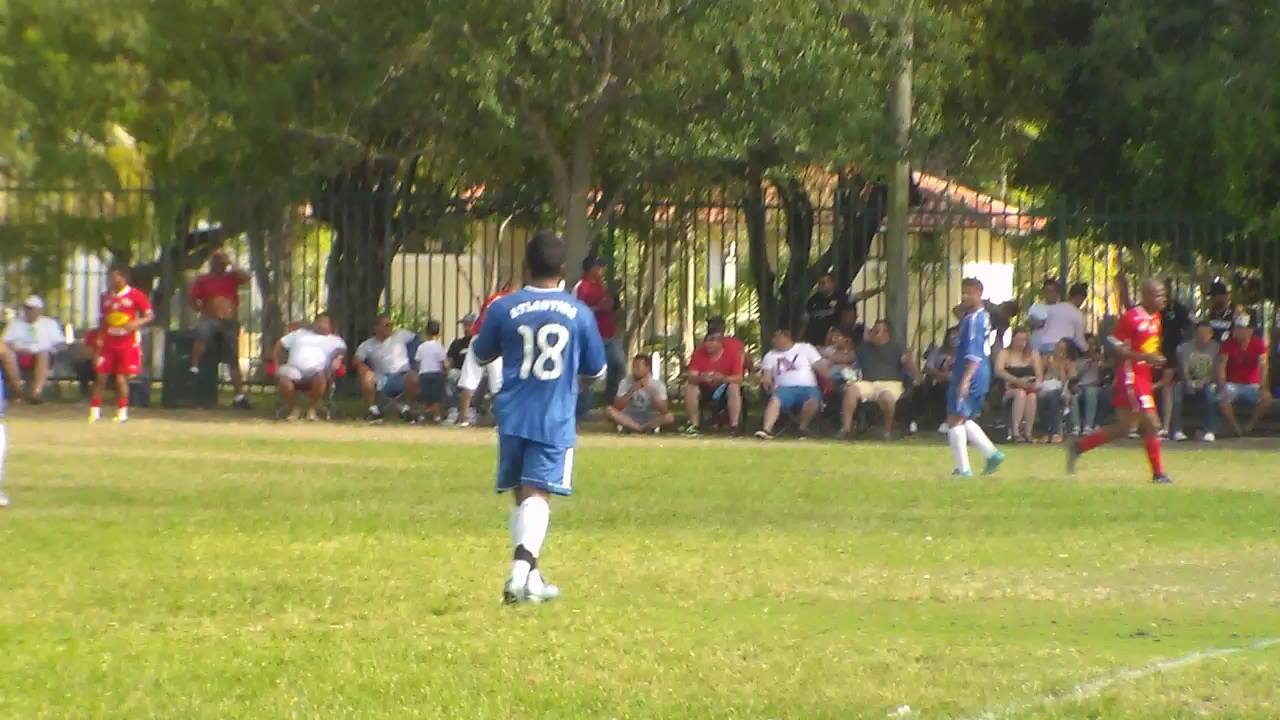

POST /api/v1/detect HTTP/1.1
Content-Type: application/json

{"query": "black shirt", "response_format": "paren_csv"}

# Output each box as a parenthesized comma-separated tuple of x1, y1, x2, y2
(447, 336, 470, 369)
(1160, 302, 1191, 355)
(804, 290, 849, 346)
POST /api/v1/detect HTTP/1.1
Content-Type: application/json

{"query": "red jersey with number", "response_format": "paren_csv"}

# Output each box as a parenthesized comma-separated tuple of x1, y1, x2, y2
(100, 286, 151, 349)
(1111, 305, 1161, 410)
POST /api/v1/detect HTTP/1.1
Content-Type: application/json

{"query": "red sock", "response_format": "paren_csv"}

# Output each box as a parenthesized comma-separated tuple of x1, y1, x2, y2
(117, 395, 129, 409)
(1078, 429, 1110, 453)
(1143, 434, 1165, 476)
(90, 395, 102, 409)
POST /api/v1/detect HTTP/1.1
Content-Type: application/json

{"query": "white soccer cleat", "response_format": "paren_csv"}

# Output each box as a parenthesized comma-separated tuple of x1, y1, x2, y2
(0, 492, 9, 508)
(502, 577, 527, 605)
(1202, 432, 1216, 443)
(1172, 430, 1188, 442)
(524, 574, 561, 604)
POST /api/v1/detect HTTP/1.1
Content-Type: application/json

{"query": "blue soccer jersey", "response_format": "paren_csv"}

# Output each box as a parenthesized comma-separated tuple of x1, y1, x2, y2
(948, 307, 992, 417)
(471, 286, 607, 448)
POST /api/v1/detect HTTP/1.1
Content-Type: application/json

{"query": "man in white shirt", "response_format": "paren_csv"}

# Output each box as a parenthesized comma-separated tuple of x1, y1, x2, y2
(354, 314, 419, 423)
(1028, 279, 1086, 354)
(755, 328, 828, 440)
(607, 354, 675, 434)
(272, 313, 347, 421)
(1, 296, 65, 402)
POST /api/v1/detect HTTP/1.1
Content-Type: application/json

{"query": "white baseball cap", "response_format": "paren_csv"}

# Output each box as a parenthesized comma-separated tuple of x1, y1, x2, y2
(22, 295, 44, 310)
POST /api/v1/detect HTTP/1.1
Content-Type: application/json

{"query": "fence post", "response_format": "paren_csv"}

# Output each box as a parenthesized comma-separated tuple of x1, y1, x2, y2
(1057, 197, 1070, 286)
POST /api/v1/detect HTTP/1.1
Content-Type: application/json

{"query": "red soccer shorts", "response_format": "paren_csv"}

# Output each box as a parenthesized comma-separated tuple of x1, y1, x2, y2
(1113, 361, 1155, 413)
(96, 345, 142, 376)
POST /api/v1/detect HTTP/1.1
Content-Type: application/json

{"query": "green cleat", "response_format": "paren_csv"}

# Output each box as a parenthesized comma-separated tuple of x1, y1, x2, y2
(983, 450, 1007, 476)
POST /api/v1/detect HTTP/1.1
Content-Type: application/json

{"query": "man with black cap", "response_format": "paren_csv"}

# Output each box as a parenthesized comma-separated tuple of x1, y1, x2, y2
(1203, 280, 1236, 343)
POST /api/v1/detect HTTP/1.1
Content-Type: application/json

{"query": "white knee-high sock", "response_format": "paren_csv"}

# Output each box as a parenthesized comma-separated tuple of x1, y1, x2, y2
(509, 496, 550, 589)
(964, 420, 997, 458)
(509, 505, 523, 548)
(948, 425, 970, 473)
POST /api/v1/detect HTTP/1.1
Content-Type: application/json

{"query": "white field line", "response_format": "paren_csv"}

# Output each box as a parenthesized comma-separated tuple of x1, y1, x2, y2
(961, 636, 1280, 720)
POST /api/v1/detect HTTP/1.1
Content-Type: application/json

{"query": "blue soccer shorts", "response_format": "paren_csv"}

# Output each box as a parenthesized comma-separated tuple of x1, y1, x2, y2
(946, 378, 989, 419)
(496, 434, 575, 496)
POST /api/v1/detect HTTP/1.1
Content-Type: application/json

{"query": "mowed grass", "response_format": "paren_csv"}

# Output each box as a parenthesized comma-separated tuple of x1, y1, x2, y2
(2, 411, 1279, 719)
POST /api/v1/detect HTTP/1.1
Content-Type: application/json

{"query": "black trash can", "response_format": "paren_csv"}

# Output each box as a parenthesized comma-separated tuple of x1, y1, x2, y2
(162, 330, 219, 408)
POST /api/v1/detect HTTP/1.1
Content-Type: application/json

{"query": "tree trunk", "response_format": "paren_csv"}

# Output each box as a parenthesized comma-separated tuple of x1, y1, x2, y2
(247, 204, 295, 364)
(775, 176, 815, 336)
(742, 168, 776, 348)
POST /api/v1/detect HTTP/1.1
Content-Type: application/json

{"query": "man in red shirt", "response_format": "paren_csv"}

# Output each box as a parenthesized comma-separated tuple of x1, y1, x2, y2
(574, 257, 625, 410)
(1216, 316, 1272, 436)
(91, 264, 154, 423)
(682, 328, 745, 435)
(455, 280, 513, 427)
(1068, 278, 1171, 484)
(189, 250, 252, 408)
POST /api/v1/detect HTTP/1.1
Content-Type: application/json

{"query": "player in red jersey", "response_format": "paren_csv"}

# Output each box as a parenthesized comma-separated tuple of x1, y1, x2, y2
(454, 280, 514, 427)
(90, 264, 154, 423)
(1067, 278, 1171, 483)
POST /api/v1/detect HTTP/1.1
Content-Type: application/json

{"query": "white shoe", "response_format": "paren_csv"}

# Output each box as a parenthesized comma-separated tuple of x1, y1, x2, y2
(502, 577, 527, 605)
(1202, 432, 1216, 443)
(0, 492, 9, 508)
(1157, 428, 1168, 439)
(525, 571, 561, 604)
(1172, 430, 1188, 442)
(445, 408, 459, 424)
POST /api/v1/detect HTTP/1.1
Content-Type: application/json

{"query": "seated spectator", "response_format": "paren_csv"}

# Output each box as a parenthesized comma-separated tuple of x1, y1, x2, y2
(273, 313, 346, 421)
(1072, 334, 1107, 434)
(821, 325, 863, 439)
(415, 320, 449, 422)
(1, 296, 65, 402)
(1216, 316, 1273, 436)
(188, 250, 252, 409)
(682, 328, 745, 435)
(355, 315, 419, 423)
(1038, 338, 1077, 444)
(607, 355, 675, 434)
(707, 315, 751, 372)
(996, 328, 1042, 442)
(444, 313, 477, 422)
(825, 301, 866, 347)
(1171, 321, 1220, 442)
(917, 326, 958, 432)
(756, 328, 826, 440)
(853, 320, 921, 440)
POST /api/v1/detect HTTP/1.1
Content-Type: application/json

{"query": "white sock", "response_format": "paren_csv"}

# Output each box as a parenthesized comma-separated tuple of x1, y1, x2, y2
(116, 407, 128, 421)
(508, 503, 530, 587)
(508, 505, 523, 548)
(527, 568, 547, 592)
(948, 425, 970, 473)
(89, 406, 101, 420)
(0, 424, 7, 492)
(964, 420, 997, 458)
(369, 404, 380, 414)
(509, 495, 550, 588)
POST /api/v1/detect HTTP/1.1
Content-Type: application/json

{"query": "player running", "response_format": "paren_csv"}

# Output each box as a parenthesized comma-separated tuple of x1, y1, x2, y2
(1067, 278, 1171, 483)
(471, 231, 606, 605)
(91, 264, 154, 423)
(0, 339, 22, 507)
(946, 278, 1005, 477)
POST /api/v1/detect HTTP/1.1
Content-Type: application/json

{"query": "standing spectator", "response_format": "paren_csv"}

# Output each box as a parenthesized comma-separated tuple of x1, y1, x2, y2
(1171, 321, 1220, 442)
(1027, 279, 1086, 354)
(1068, 282, 1089, 310)
(188, 250, 252, 409)
(821, 325, 863, 439)
(1217, 316, 1272, 436)
(273, 313, 347, 421)
(1203, 281, 1236, 343)
(996, 328, 1042, 442)
(1, 296, 65, 402)
(1155, 279, 1192, 437)
(607, 355, 675, 434)
(1039, 339, 1077, 444)
(853, 320, 922, 440)
(415, 320, 449, 423)
(456, 282, 512, 427)
(682, 329, 745, 435)
(354, 315, 419, 423)
(574, 257, 625, 406)
(755, 328, 825, 440)
(444, 312, 476, 420)
(804, 273, 881, 346)
(1073, 335, 1107, 434)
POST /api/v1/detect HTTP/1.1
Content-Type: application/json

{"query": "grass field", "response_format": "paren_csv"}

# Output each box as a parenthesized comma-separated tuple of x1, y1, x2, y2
(3, 410, 1279, 719)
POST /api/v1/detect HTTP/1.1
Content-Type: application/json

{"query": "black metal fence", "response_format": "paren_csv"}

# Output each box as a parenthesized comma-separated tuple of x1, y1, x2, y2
(2, 181, 1277, 387)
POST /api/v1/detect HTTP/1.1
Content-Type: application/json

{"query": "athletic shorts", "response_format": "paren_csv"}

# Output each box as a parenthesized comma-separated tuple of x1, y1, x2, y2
(1113, 362, 1155, 413)
(377, 371, 408, 397)
(946, 378, 989, 419)
(96, 345, 141, 377)
(418, 372, 446, 405)
(496, 434, 574, 496)
(774, 385, 821, 412)
(1222, 383, 1263, 406)
(458, 348, 503, 393)
(194, 318, 240, 362)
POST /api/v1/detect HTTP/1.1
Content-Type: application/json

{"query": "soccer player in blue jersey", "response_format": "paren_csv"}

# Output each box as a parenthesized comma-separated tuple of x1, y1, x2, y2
(471, 231, 607, 604)
(0, 339, 22, 507)
(946, 278, 1006, 477)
